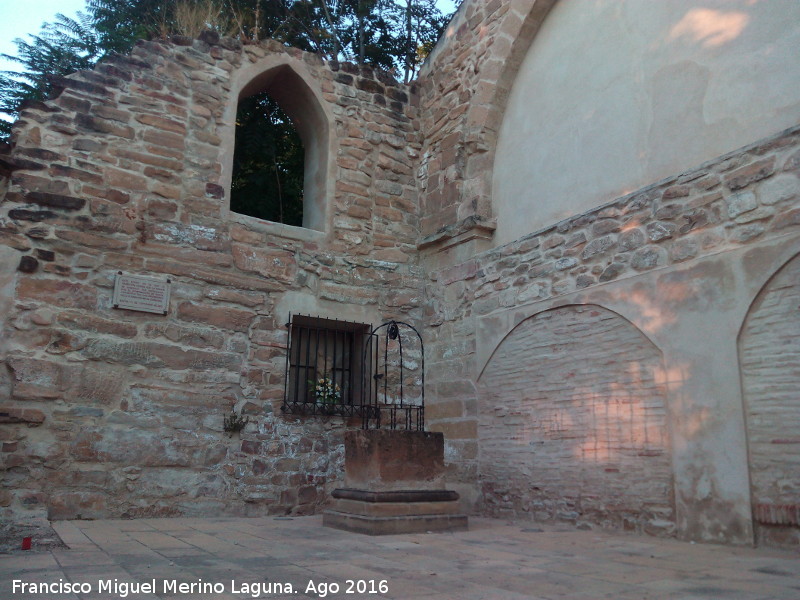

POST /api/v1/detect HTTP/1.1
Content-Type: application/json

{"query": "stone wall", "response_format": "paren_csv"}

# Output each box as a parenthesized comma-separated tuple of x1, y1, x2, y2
(433, 127, 800, 308)
(405, 0, 800, 548)
(417, 0, 556, 237)
(0, 35, 422, 521)
(421, 124, 800, 544)
(413, 0, 560, 508)
(0, 0, 798, 549)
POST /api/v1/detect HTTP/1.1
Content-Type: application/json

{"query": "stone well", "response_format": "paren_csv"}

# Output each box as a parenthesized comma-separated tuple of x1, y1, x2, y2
(323, 429, 468, 535)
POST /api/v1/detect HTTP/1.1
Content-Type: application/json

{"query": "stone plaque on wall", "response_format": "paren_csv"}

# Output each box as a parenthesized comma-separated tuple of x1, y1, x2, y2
(113, 272, 171, 315)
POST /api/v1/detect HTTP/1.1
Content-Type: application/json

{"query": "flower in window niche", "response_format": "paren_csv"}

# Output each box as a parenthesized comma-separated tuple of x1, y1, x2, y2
(309, 375, 341, 405)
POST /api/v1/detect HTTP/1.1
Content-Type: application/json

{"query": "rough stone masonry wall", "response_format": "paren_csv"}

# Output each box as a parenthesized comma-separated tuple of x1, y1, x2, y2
(417, 0, 556, 236)
(414, 0, 560, 502)
(0, 35, 422, 521)
(438, 125, 799, 305)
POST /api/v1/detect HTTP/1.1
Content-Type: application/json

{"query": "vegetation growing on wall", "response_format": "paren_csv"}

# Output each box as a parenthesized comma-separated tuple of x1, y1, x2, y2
(1, 0, 452, 223)
(1, 0, 452, 139)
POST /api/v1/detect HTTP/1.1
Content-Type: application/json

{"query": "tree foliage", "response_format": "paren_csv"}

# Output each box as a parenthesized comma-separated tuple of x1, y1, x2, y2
(231, 92, 305, 226)
(0, 12, 101, 138)
(1, 0, 455, 222)
(84, 0, 449, 78)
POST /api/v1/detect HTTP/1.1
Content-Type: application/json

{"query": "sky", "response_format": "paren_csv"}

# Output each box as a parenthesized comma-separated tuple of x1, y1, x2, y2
(0, 0, 461, 75)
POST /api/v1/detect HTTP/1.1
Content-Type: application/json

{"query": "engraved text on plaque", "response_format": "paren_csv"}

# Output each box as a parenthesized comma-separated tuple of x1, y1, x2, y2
(113, 273, 171, 315)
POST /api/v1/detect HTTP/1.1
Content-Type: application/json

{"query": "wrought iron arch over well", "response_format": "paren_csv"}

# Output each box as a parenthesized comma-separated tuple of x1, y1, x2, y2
(363, 320, 425, 431)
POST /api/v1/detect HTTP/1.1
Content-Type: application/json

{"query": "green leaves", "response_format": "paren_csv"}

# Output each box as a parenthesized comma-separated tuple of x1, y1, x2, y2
(1, 12, 101, 136)
(78, 1, 452, 78)
(324, 0, 449, 79)
(230, 92, 305, 226)
(87, 0, 173, 54)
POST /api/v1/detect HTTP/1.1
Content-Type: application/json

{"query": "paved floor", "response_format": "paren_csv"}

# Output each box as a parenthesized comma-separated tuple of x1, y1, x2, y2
(0, 516, 798, 600)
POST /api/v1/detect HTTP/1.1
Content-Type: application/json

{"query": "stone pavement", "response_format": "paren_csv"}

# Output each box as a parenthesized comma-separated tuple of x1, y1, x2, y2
(0, 516, 798, 600)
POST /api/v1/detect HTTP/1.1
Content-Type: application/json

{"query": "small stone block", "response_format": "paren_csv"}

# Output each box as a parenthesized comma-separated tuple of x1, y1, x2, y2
(18, 255, 39, 273)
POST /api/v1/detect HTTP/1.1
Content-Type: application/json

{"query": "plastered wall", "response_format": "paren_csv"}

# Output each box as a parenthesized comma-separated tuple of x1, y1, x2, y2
(493, 0, 800, 244)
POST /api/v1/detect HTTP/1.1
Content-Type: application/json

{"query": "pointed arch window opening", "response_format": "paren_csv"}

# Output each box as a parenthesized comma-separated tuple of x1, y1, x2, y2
(230, 90, 305, 226)
(227, 64, 330, 233)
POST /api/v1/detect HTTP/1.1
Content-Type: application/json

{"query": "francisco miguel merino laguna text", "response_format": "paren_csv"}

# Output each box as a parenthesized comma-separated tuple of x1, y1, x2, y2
(13, 579, 295, 597)
(13, 577, 390, 597)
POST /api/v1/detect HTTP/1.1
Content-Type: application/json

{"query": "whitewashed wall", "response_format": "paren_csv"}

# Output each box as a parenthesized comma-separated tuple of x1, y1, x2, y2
(493, 0, 800, 244)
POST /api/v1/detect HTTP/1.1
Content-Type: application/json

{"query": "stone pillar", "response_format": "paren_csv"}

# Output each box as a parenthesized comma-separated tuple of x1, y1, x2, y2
(323, 429, 468, 535)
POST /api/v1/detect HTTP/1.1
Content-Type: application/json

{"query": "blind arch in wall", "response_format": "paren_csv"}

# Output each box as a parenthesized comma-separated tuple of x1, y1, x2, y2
(477, 304, 674, 535)
(739, 252, 800, 547)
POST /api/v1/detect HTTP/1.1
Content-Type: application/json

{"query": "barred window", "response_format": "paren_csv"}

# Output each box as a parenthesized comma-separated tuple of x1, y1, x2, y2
(282, 315, 374, 417)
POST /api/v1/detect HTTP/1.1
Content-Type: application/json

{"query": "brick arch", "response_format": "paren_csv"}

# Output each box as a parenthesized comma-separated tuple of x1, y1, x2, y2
(417, 0, 557, 234)
(220, 55, 336, 232)
(739, 251, 800, 547)
(476, 304, 674, 534)
(462, 0, 558, 222)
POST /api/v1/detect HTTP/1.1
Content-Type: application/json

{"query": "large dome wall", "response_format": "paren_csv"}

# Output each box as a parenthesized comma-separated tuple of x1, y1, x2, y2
(493, 0, 800, 244)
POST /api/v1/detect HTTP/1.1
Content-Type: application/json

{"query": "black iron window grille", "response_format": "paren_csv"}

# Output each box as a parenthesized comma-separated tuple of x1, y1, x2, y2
(282, 315, 374, 418)
(281, 315, 425, 430)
